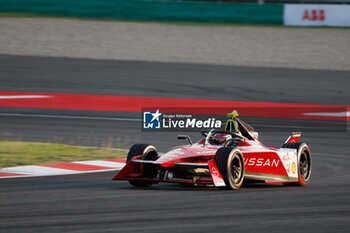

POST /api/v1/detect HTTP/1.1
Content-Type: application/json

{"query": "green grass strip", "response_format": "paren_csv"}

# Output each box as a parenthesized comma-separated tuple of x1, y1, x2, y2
(0, 141, 127, 168)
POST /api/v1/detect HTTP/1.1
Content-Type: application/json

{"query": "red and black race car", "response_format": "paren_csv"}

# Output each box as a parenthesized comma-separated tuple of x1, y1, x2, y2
(113, 117, 312, 190)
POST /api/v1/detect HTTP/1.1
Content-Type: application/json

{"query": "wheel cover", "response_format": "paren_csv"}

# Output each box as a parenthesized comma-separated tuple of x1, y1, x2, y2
(299, 150, 309, 180)
(230, 154, 243, 185)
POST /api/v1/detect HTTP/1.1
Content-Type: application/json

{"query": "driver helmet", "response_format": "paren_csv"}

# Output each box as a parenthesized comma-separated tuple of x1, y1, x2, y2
(213, 133, 232, 145)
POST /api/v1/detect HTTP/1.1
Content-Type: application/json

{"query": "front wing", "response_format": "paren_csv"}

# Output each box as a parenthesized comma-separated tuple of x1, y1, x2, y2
(113, 149, 300, 187)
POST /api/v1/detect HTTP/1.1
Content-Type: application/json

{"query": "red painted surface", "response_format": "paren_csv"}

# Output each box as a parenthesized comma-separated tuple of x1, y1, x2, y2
(0, 172, 28, 177)
(155, 146, 218, 167)
(40, 162, 112, 171)
(112, 156, 142, 180)
(0, 91, 348, 120)
(243, 152, 288, 177)
(208, 159, 224, 187)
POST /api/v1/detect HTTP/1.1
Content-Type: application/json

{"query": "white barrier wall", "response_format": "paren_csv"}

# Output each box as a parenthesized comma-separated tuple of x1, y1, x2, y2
(284, 4, 350, 27)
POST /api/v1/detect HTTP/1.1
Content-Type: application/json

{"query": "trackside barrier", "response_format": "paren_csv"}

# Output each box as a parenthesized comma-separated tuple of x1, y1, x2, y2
(1, 1, 348, 27)
(0, 0, 283, 25)
(284, 4, 350, 27)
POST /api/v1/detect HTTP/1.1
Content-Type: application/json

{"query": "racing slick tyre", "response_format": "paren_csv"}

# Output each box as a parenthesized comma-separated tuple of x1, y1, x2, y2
(214, 147, 244, 190)
(283, 142, 312, 186)
(127, 144, 158, 187)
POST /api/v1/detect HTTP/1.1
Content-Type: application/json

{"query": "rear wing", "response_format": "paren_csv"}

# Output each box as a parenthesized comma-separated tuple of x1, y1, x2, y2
(284, 132, 302, 145)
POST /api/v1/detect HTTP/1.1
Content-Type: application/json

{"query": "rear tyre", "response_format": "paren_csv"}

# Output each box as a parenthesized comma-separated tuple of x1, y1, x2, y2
(127, 144, 158, 187)
(283, 142, 312, 186)
(214, 147, 244, 190)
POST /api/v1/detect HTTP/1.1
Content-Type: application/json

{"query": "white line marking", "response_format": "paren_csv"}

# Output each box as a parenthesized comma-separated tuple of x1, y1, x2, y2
(0, 95, 52, 99)
(73, 160, 125, 168)
(251, 124, 333, 129)
(0, 113, 141, 122)
(303, 112, 350, 117)
(0, 165, 78, 175)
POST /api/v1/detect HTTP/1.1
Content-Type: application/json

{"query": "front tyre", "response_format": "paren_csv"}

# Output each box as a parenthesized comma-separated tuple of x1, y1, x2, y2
(127, 144, 158, 187)
(214, 147, 244, 190)
(283, 142, 312, 186)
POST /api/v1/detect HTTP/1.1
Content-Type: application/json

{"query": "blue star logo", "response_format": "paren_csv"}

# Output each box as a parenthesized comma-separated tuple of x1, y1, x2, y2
(143, 109, 162, 129)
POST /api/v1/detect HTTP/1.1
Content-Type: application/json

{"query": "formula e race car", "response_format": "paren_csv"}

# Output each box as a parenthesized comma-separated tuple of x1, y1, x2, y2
(113, 117, 312, 190)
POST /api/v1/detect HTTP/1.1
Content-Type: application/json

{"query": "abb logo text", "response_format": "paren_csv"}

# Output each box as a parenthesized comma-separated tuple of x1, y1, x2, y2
(302, 9, 326, 21)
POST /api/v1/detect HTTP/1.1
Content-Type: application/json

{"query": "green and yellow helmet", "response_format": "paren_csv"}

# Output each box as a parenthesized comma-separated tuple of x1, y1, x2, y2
(227, 110, 239, 119)
(225, 110, 239, 132)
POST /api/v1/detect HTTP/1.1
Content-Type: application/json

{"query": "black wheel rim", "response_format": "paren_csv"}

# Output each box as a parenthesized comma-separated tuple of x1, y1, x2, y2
(299, 150, 309, 180)
(231, 154, 243, 184)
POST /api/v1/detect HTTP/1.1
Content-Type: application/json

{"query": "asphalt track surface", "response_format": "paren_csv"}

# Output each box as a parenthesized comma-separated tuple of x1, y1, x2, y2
(1, 54, 350, 105)
(0, 54, 350, 233)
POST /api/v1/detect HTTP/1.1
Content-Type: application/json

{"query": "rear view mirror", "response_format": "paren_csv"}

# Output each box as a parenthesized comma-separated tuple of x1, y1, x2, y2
(177, 135, 193, 145)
